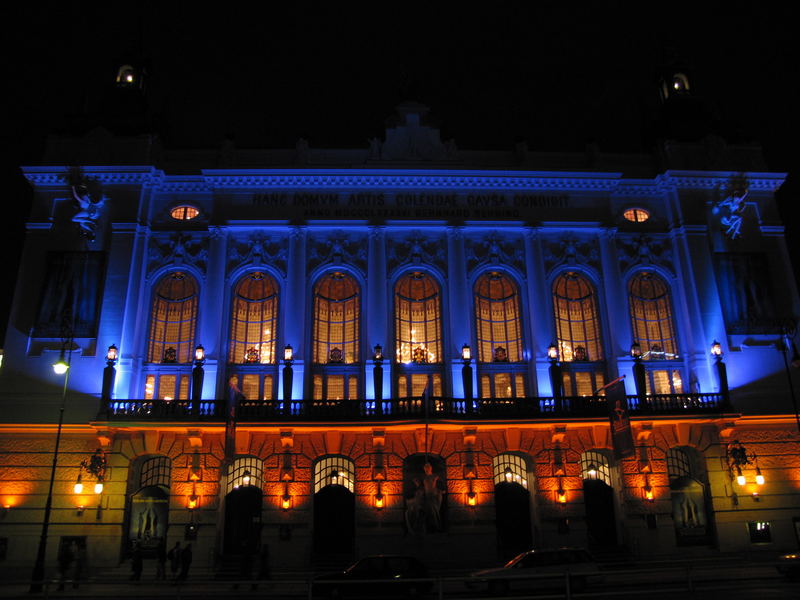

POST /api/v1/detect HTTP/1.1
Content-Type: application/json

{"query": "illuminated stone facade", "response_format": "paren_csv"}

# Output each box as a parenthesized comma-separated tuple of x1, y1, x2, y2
(1, 104, 799, 576)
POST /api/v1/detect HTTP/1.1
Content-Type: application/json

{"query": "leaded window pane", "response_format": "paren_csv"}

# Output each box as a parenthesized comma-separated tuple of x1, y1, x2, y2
(147, 272, 198, 363)
(313, 272, 360, 364)
(553, 272, 603, 362)
(475, 272, 523, 362)
(229, 272, 278, 364)
(395, 273, 442, 364)
(629, 272, 678, 360)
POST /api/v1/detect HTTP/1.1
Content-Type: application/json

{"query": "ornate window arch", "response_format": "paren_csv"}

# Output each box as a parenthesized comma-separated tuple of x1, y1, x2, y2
(474, 271, 526, 399)
(552, 272, 603, 363)
(629, 271, 678, 360)
(313, 456, 355, 494)
(552, 272, 605, 396)
(147, 271, 198, 364)
(580, 450, 612, 486)
(227, 272, 279, 401)
(139, 456, 172, 489)
(229, 271, 279, 365)
(394, 272, 444, 398)
(313, 272, 360, 364)
(492, 453, 529, 489)
(474, 271, 523, 363)
(226, 456, 264, 494)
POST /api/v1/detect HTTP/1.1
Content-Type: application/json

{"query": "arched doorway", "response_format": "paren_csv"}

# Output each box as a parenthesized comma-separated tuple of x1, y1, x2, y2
(493, 454, 533, 560)
(581, 451, 617, 547)
(126, 456, 171, 557)
(223, 458, 264, 555)
(313, 456, 355, 554)
(667, 447, 715, 546)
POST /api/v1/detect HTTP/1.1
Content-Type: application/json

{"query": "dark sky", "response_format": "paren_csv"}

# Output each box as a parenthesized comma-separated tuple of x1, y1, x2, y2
(4, 3, 799, 341)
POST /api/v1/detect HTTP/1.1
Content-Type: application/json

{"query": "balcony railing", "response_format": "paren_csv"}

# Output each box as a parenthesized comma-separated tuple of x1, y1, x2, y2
(100, 392, 729, 422)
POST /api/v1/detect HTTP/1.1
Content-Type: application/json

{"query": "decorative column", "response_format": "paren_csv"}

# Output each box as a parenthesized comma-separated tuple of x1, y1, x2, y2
(447, 227, 472, 398)
(282, 227, 306, 401)
(366, 227, 388, 401)
(525, 228, 550, 396)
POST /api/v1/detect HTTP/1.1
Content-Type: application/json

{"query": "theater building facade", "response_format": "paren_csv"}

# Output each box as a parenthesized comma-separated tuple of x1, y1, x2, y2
(2, 104, 800, 574)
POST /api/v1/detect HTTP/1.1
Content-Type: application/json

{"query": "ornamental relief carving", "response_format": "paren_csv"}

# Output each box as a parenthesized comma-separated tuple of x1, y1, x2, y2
(541, 234, 600, 275)
(306, 230, 367, 275)
(616, 234, 673, 274)
(227, 234, 288, 277)
(465, 232, 525, 275)
(386, 231, 447, 274)
(148, 233, 208, 276)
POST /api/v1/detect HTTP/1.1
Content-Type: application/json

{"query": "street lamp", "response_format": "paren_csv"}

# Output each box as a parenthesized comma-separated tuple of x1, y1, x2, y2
(631, 342, 647, 406)
(282, 345, 294, 414)
(373, 344, 384, 414)
(101, 344, 118, 402)
(711, 340, 730, 407)
(461, 344, 473, 411)
(30, 344, 72, 592)
(192, 344, 205, 406)
(548, 343, 563, 406)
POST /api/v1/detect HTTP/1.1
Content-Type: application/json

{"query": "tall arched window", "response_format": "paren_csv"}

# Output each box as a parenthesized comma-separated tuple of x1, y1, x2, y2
(312, 272, 361, 401)
(313, 272, 360, 364)
(629, 272, 683, 394)
(147, 272, 198, 363)
(475, 272, 526, 398)
(629, 272, 678, 360)
(229, 272, 279, 364)
(395, 272, 444, 398)
(553, 272, 604, 396)
(228, 272, 279, 402)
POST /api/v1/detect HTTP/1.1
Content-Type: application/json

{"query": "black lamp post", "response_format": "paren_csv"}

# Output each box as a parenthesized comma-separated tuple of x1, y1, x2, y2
(101, 344, 118, 403)
(30, 345, 72, 592)
(283, 344, 294, 414)
(631, 342, 647, 406)
(373, 344, 384, 415)
(548, 343, 563, 409)
(461, 344, 473, 413)
(191, 345, 205, 416)
(779, 326, 800, 434)
(711, 340, 730, 407)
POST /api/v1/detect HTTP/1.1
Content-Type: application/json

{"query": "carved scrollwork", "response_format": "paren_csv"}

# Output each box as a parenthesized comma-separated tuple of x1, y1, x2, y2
(616, 234, 673, 274)
(148, 233, 208, 276)
(542, 234, 600, 275)
(465, 232, 525, 275)
(306, 230, 367, 275)
(387, 230, 447, 274)
(227, 234, 288, 276)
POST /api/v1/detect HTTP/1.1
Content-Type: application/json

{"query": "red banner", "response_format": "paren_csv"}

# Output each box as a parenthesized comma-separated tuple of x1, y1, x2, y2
(606, 378, 635, 459)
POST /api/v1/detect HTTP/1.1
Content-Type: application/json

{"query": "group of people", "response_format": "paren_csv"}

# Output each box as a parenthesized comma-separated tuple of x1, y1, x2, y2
(130, 539, 192, 582)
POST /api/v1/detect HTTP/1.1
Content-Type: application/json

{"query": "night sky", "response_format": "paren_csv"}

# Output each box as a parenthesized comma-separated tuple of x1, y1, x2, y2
(4, 3, 799, 342)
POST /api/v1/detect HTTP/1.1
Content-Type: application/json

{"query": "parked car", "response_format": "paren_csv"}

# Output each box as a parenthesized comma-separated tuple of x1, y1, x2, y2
(313, 554, 431, 598)
(776, 552, 800, 579)
(467, 547, 602, 595)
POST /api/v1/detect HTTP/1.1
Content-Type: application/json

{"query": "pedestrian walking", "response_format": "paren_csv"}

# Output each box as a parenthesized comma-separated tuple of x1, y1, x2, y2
(167, 541, 181, 579)
(57, 541, 75, 591)
(177, 543, 192, 581)
(130, 542, 143, 581)
(155, 539, 167, 580)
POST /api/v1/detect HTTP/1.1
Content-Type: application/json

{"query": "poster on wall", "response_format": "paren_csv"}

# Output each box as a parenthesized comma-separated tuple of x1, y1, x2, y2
(129, 486, 169, 555)
(671, 477, 711, 546)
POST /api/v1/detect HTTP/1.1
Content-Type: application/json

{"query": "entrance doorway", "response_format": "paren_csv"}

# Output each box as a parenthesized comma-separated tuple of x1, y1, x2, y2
(224, 486, 262, 554)
(583, 479, 617, 547)
(313, 485, 355, 553)
(495, 482, 533, 559)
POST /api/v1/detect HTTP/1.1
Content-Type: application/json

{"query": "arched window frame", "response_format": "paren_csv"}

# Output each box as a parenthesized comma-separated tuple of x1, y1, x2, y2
(139, 456, 172, 489)
(628, 271, 679, 361)
(492, 453, 529, 489)
(313, 456, 355, 494)
(580, 450, 612, 486)
(226, 271, 280, 402)
(474, 271, 527, 399)
(226, 456, 264, 494)
(229, 271, 280, 365)
(393, 270, 445, 399)
(312, 271, 361, 365)
(146, 271, 199, 364)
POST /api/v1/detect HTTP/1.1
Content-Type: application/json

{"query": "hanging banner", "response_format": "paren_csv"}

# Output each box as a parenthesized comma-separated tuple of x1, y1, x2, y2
(128, 486, 169, 556)
(605, 377, 635, 459)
